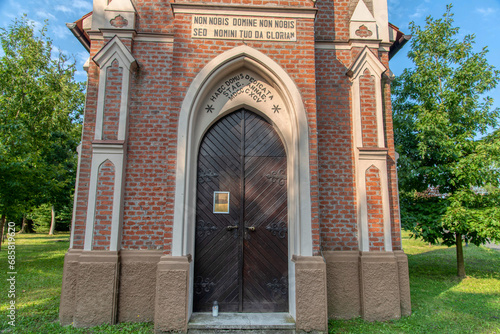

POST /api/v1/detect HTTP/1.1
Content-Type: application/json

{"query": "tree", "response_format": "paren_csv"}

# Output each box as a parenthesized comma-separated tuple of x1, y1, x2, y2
(392, 5, 500, 278)
(0, 16, 84, 246)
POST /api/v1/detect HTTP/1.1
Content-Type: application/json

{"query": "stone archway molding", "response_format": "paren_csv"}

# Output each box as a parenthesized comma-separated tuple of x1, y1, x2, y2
(172, 45, 313, 259)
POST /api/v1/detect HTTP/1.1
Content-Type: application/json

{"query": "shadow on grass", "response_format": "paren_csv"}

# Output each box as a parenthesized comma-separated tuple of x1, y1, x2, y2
(13, 234, 70, 243)
(408, 244, 500, 279)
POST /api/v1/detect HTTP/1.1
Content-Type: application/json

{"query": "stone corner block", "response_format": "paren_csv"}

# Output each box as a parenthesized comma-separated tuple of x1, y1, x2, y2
(59, 249, 83, 326)
(359, 252, 401, 322)
(293, 255, 328, 332)
(323, 251, 361, 319)
(73, 251, 120, 327)
(154, 255, 192, 334)
(118, 250, 163, 323)
(394, 250, 411, 317)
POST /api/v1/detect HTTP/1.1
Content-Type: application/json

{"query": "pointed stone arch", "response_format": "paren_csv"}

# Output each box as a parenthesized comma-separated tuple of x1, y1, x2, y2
(84, 144, 127, 251)
(93, 36, 137, 141)
(357, 153, 392, 252)
(348, 46, 386, 149)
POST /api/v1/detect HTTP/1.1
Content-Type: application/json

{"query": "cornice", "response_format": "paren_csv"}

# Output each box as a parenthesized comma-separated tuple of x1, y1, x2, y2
(171, 3, 317, 18)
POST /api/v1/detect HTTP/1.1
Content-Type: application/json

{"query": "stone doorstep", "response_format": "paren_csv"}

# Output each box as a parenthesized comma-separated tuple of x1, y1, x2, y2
(188, 313, 296, 332)
(188, 330, 296, 334)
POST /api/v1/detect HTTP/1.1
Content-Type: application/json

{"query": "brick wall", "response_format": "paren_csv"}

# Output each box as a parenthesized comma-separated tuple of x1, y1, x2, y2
(134, 0, 174, 34)
(315, 0, 350, 41)
(103, 59, 122, 140)
(162, 13, 320, 253)
(360, 69, 377, 147)
(93, 160, 115, 250)
(73, 0, 403, 254)
(315, 48, 358, 251)
(365, 165, 384, 251)
(121, 41, 173, 250)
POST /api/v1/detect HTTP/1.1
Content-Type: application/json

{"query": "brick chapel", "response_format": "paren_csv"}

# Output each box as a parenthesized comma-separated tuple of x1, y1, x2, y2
(60, 0, 412, 332)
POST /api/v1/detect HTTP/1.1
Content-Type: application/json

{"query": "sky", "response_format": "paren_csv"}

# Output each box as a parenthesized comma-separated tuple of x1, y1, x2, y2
(0, 0, 499, 116)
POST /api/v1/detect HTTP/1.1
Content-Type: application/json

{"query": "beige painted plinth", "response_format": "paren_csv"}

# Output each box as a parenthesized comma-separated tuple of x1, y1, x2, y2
(324, 251, 411, 322)
(395, 251, 412, 316)
(154, 255, 191, 334)
(324, 251, 360, 319)
(119, 250, 163, 322)
(293, 255, 328, 333)
(359, 252, 401, 321)
(73, 251, 120, 327)
(59, 249, 83, 326)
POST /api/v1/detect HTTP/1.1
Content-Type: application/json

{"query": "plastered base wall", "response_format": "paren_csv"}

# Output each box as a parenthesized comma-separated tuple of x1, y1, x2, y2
(359, 252, 401, 321)
(154, 256, 191, 334)
(60, 250, 410, 330)
(74, 252, 119, 327)
(395, 251, 412, 317)
(119, 250, 163, 322)
(59, 249, 83, 326)
(324, 251, 361, 319)
(324, 251, 411, 321)
(294, 255, 328, 332)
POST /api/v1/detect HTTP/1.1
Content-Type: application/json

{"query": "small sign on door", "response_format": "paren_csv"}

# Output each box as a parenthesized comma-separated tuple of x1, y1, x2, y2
(213, 191, 230, 214)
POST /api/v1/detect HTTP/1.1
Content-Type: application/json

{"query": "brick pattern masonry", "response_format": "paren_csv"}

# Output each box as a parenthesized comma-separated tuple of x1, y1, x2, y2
(72, 0, 402, 255)
(93, 160, 115, 250)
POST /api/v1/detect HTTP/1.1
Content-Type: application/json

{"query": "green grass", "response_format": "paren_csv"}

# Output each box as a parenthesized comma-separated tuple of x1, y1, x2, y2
(0, 233, 154, 333)
(329, 232, 500, 334)
(0, 232, 499, 333)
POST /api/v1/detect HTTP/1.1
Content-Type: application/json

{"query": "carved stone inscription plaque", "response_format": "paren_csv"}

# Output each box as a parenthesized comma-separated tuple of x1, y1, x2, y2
(192, 15, 296, 42)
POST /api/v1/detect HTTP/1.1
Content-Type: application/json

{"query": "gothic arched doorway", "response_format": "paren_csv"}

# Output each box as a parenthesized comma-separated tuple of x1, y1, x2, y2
(194, 109, 288, 313)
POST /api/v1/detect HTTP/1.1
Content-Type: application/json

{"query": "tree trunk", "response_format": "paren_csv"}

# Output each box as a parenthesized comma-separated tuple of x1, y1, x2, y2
(20, 216, 27, 233)
(0, 214, 5, 251)
(49, 205, 56, 236)
(456, 233, 466, 278)
(19, 216, 33, 233)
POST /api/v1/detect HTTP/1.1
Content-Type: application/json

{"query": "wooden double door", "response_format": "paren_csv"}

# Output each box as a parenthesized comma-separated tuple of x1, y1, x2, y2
(194, 109, 288, 313)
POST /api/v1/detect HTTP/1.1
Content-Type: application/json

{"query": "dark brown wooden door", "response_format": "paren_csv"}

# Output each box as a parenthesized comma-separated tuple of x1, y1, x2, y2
(194, 109, 288, 313)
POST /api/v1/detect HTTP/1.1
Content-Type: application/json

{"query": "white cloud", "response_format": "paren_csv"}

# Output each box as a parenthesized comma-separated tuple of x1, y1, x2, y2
(52, 25, 71, 39)
(409, 5, 429, 19)
(476, 7, 496, 17)
(75, 69, 88, 80)
(8, 0, 24, 12)
(77, 51, 90, 65)
(30, 19, 44, 32)
(6, 0, 27, 19)
(35, 9, 56, 21)
(54, 0, 91, 14)
(387, 0, 401, 15)
(52, 45, 69, 58)
(72, 0, 92, 11)
(4, 12, 17, 21)
(55, 5, 72, 13)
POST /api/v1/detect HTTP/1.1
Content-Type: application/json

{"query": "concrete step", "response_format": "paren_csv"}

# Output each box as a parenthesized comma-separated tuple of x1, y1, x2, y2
(188, 330, 296, 334)
(187, 312, 296, 333)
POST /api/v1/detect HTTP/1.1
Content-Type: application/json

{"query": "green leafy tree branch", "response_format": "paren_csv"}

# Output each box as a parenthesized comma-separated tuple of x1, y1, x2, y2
(393, 5, 500, 277)
(0, 16, 84, 245)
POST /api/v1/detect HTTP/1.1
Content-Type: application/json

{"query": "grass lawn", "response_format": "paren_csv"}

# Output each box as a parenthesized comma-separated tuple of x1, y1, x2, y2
(329, 233, 500, 333)
(0, 232, 499, 333)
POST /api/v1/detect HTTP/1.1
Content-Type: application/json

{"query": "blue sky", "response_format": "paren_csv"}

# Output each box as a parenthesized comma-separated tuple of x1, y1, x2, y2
(0, 0, 499, 115)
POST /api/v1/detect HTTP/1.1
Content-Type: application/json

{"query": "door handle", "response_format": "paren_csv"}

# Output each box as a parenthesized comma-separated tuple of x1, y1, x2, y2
(226, 225, 238, 231)
(246, 226, 256, 232)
